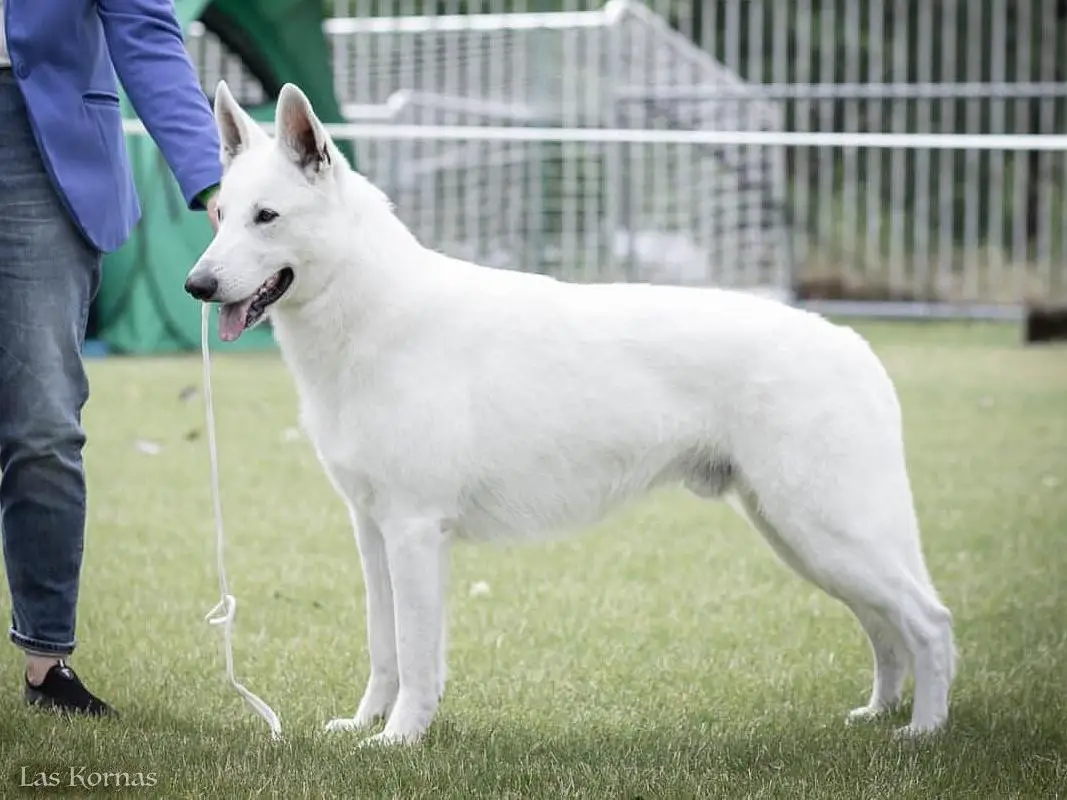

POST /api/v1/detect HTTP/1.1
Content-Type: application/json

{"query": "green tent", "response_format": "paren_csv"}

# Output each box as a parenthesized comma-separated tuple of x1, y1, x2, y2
(93, 0, 353, 355)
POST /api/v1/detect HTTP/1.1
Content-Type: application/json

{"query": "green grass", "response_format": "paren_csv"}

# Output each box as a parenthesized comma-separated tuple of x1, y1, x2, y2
(1, 320, 1065, 799)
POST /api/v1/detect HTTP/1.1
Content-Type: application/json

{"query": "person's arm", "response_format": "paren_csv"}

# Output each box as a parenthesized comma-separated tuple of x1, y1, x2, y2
(97, 0, 221, 212)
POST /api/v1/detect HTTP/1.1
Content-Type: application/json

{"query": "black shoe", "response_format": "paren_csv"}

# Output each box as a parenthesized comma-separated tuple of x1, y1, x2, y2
(24, 660, 117, 718)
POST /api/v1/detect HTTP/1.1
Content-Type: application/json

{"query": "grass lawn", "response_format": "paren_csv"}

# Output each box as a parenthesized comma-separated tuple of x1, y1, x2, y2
(1, 320, 1065, 798)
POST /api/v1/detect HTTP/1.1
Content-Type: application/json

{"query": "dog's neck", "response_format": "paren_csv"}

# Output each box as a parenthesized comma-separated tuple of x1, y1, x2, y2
(267, 176, 433, 392)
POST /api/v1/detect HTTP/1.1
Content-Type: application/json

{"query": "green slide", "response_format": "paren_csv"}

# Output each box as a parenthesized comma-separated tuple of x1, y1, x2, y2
(93, 0, 353, 355)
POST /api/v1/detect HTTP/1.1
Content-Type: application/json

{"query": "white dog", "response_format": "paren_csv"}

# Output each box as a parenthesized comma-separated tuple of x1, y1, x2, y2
(185, 81, 956, 746)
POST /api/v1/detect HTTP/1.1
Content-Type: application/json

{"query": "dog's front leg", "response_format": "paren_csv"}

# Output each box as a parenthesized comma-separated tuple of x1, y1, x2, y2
(362, 514, 447, 746)
(326, 508, 399, 733)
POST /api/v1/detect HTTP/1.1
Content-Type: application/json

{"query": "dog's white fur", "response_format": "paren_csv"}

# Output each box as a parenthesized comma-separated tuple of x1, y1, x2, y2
(188, 81, 956, 746)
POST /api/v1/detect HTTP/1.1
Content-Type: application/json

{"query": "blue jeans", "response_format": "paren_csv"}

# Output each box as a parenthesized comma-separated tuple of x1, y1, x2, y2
(0, 69, 102, 657)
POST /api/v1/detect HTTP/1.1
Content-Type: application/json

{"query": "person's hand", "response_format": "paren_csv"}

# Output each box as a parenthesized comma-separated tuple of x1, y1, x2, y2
(207, 192, 220, 233)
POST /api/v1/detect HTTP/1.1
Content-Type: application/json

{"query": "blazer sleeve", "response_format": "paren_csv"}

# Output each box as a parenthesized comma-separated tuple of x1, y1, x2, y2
(97, 0, 222, 210)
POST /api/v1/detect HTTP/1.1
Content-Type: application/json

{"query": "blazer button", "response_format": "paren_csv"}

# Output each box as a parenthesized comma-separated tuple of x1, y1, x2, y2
(15, 61, 29, 78)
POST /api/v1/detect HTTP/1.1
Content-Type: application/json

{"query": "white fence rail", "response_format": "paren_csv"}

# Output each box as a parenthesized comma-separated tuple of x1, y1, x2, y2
(169, 0, 1067, 313)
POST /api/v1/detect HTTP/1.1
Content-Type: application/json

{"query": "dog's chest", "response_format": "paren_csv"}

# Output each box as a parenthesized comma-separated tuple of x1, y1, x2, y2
(297, 400, 376, 509)
(289, 365, 364, 457)
(299, 386, 359, 459)
(292, 367, 415, 493)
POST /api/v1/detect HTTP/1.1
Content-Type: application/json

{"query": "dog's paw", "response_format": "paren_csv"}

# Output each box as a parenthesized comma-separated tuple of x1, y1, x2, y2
(845, 704, 889, 726)
(358, 727, 425, 748)
(354, 690, 436, 746)
(325, 716, 369, 734)
(350, 677, 398, 727)
(892, 722, 943, 741)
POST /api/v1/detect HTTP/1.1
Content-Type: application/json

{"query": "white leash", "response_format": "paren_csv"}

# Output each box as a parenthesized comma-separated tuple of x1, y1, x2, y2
(200, 303, 283, 740)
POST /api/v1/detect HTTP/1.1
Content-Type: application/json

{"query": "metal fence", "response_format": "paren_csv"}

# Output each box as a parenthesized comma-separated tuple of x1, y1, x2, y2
(183, 0, 1067, 314)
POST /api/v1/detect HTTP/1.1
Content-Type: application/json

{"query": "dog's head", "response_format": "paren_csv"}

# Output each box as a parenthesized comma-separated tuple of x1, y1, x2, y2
(185, 81, 362, 342)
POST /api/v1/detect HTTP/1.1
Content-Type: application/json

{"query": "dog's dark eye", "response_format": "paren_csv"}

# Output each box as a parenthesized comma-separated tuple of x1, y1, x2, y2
(254, 208, 279, 225)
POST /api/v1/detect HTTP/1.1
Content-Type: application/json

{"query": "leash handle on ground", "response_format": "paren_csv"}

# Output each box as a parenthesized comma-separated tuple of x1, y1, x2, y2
(200, 303, 283, 741)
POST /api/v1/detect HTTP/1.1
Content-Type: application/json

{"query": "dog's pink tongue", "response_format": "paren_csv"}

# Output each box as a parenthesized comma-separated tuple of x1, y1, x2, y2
(218, 300, 252, 342)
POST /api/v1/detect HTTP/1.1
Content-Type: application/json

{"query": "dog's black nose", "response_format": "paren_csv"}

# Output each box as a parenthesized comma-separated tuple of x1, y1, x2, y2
(184, 274, 218, 301)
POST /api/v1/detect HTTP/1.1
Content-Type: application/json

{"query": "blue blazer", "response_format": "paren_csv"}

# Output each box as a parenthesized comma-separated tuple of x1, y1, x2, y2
(3, 0, 221, 253)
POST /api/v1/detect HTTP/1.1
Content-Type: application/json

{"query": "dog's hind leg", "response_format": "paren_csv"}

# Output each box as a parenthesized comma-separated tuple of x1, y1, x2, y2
(724, 473, 954, 737)
(725, 491, 909, 721)
(843, 603, 909, 722)
(361, 513, 448, 747)
(326, 507, 400, 733)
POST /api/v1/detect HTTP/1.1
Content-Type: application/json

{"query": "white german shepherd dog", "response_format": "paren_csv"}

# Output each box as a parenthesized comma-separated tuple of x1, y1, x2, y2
(184, 81, 955, 746)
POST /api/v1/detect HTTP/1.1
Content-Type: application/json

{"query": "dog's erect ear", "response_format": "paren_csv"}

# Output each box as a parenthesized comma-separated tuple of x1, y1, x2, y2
(275, 83, 333, 180)
(214, 80, 266, 170)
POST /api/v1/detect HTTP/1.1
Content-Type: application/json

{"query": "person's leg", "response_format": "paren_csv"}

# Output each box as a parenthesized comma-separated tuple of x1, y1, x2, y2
(0, 70, 113, 716)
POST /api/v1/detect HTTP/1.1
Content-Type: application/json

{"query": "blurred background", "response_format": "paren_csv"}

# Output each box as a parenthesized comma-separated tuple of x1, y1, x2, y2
(98, 0, 1067, 355)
